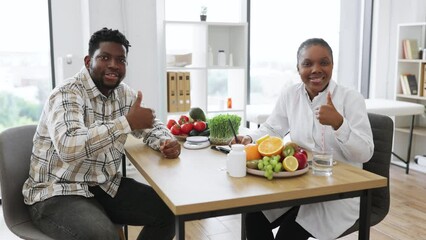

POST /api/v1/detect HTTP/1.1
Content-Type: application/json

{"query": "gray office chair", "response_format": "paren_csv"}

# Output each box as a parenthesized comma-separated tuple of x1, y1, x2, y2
(0, 125, 127, 240)
(0, 125, 54, 239)
(339, 112, 393, 237)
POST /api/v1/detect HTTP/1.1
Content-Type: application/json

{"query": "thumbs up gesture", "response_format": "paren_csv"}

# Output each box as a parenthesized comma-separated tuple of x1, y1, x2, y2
(316, 92, 343, 130)
(126, 91, 156, 130)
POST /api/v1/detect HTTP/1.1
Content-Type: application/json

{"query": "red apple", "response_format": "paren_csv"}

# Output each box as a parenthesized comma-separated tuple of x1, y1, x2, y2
(293, 151, 308, 170)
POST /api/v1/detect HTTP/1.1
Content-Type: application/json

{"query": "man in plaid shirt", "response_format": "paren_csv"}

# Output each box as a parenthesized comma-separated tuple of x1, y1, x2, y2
(22, 28, 180, 240)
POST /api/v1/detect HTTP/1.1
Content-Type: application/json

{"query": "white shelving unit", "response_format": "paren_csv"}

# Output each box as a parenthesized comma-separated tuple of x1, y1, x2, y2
(394, 23, 426, 172)
(165, 21, 248, 122)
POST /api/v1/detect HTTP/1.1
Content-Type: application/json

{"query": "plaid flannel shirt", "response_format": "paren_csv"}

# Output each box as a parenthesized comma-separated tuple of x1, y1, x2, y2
(23, 67, 173, 205)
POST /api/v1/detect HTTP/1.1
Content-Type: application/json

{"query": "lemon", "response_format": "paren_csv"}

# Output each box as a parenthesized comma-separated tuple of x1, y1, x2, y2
(256, 134, 270, 145)
(283, 156, 299, 172)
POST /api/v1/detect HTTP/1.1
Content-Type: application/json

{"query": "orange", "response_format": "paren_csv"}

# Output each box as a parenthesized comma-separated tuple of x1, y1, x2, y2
(244, 143, 262, 161)
(283, 156, 299, 172)
(258, 136, 284, 156)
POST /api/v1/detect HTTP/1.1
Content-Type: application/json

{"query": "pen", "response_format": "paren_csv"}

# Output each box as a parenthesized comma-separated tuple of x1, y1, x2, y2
(228, 119, 239, 144)
(211, 146, 230, 154)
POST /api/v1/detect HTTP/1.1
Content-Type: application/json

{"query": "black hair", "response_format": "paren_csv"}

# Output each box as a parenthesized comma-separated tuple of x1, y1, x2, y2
(296, 38, 333, 66)
(88, 27, 131, 57)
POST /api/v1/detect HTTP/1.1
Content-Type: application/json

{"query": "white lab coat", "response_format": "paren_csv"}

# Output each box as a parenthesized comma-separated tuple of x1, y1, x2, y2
(249, 81, 374, 240)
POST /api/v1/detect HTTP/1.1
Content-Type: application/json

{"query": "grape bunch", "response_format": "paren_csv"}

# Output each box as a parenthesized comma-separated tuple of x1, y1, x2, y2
(257, 155, 282, 180)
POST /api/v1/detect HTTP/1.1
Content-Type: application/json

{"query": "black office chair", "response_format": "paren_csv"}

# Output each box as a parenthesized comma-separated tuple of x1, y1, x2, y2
(339, 112, 393, 237)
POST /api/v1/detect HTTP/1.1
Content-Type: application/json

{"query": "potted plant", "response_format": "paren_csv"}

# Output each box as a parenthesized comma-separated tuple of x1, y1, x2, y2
(208, 114, 241, 145)
(200, 6, 207, 21)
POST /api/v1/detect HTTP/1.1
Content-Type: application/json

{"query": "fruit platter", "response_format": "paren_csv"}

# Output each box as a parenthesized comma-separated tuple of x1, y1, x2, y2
(245, 135, 310, 180)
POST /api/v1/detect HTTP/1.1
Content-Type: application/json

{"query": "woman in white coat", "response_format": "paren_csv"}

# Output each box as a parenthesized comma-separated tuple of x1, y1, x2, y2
(237, 38, 374, 239)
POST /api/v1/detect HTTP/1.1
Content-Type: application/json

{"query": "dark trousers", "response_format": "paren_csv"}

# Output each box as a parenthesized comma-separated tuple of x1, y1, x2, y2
(245, 206, 313, 240)
(29, 177, 175, 240)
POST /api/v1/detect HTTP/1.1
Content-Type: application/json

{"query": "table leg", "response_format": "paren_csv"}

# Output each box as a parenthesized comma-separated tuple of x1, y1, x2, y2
(405, 115, 415, 174)
(241, 213, 246, 240)
(175, 216, 185, 240)
(358, 189, 372, 240)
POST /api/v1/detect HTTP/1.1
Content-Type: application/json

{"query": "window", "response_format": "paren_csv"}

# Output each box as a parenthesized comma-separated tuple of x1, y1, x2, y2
(0, 0, 52, 131)
(249, 0, 341, 104)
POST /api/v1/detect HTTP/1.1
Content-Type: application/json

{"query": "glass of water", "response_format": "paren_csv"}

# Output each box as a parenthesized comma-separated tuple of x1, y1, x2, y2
(312, 148, 334, 176)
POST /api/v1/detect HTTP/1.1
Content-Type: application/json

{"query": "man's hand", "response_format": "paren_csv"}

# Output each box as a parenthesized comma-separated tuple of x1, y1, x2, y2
(316, 92, 343, 130)
(126, 91, 156, 131)
(159, 139, 181, 159)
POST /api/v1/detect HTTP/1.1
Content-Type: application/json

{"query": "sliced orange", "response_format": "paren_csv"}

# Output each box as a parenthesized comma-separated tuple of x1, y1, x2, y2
(258, 136, 284, 156)
(244, 143, 262, 161)
(283, 156, 299, 172)
(256, 134, 270, 145)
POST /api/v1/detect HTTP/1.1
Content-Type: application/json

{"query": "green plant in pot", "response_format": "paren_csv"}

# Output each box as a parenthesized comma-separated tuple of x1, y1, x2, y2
(208, 114, 241, 145)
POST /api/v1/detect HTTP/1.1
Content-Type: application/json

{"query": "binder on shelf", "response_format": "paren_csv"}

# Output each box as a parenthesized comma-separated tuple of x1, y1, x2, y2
(406, 74, 418, 95)
(183, 72, 191, 111)
(423, 64, 426, 96)
(167, 72, 178, 112)
(176, 72, 186, 112)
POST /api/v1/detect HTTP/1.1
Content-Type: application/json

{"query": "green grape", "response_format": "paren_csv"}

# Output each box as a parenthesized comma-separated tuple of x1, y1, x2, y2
(257, 161, 264, 170)
(274, 162, 282, 172)
(270, 159, 278, 166)
(273, 155, 281, 161)
(266, 164, 273, 171)
(265, 169, 274, 180)
(263, 156, 271, 161)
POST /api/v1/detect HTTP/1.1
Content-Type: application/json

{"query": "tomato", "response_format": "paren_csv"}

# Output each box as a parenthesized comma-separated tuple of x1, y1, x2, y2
(167, 119, 177, 129)
(180, 123, 194, 134)
(170, 124, 182, 135)
(178, 115, 190, 125)
(193, 121, 207, 132)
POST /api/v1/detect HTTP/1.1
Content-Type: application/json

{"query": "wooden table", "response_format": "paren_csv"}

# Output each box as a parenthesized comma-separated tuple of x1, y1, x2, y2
(124, 136, 387, 240)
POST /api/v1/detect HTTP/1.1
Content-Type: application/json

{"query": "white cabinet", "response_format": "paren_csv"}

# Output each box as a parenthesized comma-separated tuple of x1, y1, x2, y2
(165, 21, 248, 121)
(394, 23, 426, 168)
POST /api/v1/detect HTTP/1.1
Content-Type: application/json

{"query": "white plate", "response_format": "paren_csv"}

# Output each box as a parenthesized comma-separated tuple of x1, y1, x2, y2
(246, 166, 309, 178)
(183, 140, 210, 150)
(186, 136, 209, 143)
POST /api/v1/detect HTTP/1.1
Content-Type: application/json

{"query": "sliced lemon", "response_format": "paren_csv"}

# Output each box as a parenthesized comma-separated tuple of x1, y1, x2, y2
(256, 134, 270, 145)
(283, 156, 299, 172)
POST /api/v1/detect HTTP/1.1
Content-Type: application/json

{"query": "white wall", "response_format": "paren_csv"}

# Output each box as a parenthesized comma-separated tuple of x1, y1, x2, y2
(51, 0, 167, 121)
(370, 0, 426, 99)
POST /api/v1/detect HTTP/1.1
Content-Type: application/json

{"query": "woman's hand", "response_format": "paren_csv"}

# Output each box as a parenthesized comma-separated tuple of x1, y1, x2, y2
(316, 92, 344, 130)
(159, 139, 181, 158)
(230, 135, 252, 145)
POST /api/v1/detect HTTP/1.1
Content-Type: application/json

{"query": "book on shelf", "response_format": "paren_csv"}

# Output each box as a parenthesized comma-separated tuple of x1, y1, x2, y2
(406, 74, 418, 95)
(400, 74, 410, 95)
(166, 72, 178, 112)
(402, 39, 419, 60)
